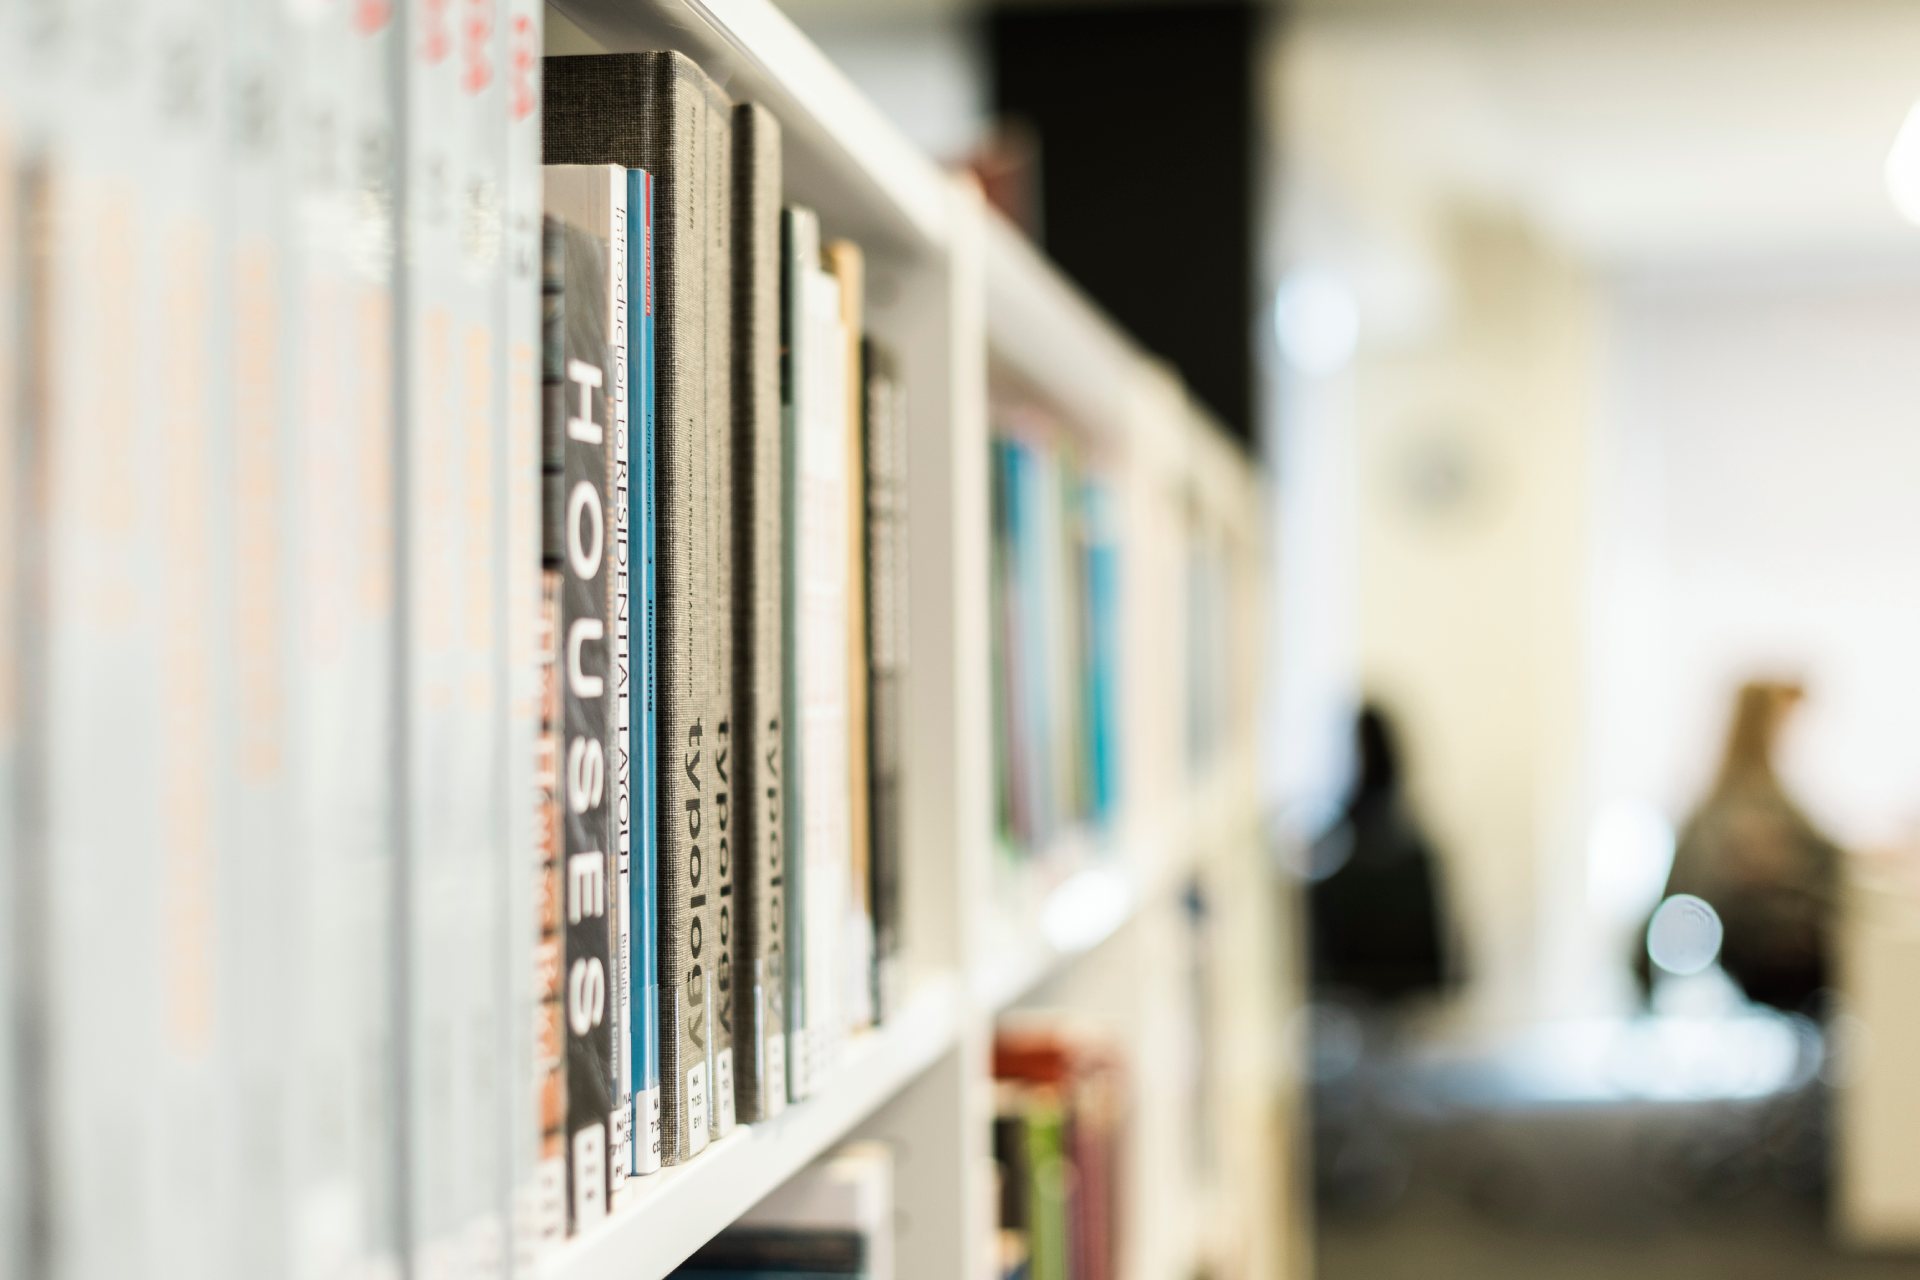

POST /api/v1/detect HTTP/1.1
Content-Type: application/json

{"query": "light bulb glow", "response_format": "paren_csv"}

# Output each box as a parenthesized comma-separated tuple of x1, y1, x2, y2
(1273, 266, 1359, 376)
(1885, 101, 1920, 226)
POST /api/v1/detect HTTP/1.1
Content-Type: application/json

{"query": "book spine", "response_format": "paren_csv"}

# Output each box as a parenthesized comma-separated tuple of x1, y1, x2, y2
(501, 0, 552, 1262)
(35, 10, 139, 1276)
(399, 0, 468, 1266)
(292, 3, 404, 1270)
(705, 76, 737, 1142)
(801, 263, 850, 1089)
(779, 208, 820, 1102)
(660, 58, 713, 1165)
(730, 102, 785, 1124)
(544, 168, 620, 1232)
(627, 166, 662, 1177)
(454, 0, 509, 1267)
(862, 345, 906, 1023)
(0, 100, 19, 1280)
(146, 0, 236, 1269)
(605, 163, 633, 1200)
(824, 242, 874, 1039)
(534, 214, 571, 1245)
(227, 0, 295, 1267)
(531, 560, 568, 1251)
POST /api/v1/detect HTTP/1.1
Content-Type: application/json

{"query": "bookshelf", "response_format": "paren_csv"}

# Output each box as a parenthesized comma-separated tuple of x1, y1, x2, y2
(545, 7, 1278, 1280)
(0, 0, 1274, 1276)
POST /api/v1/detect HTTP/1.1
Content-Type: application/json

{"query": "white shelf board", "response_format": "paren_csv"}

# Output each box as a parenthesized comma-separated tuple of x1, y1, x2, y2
(542, 974, 962, 1280)
(545, 0, 952, 262)
(976, 854, 1141, 1013)
(975, 769, 1266, 1013)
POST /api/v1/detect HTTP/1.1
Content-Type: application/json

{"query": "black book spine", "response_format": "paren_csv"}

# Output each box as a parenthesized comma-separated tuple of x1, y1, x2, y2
(555, 213, 614, 1229)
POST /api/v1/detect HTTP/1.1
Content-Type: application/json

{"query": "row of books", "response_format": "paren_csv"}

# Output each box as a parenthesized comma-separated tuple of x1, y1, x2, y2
(989, 428, 1123, 854)
(538, 48, 911, 1243)
(0, 5, 909, 1275)
(993, 1025, 1128, 1280)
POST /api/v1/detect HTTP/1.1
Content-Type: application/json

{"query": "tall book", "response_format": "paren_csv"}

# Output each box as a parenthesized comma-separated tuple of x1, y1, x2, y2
(823, 240, 875, 1036)
(226, 0, 297, 1265)
(530, 560, 568, 1248)
(543, 165, 625, 1232)
(399, 0, 479, 1265)
(627, 167, 663, 1176)
(729, 101, 785, 1125)
(861, 341, 907, 1023)
(502, 0, 551, 1259)
(607, 151, 635, 1205)
(33, 6, 142, 1274)
(779, 206, 819, 1105)
(544, 49, 731, 1164)
(703, 70, 739, 1143)
(283, 2, 405, 1271)
(0, 114, 16, 1280)
(799, 258, 852, 1090)
(144, 0, 236, 1268)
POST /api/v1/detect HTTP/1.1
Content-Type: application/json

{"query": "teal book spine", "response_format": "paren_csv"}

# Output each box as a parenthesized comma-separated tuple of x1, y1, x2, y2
(628, 166, 662, 1176)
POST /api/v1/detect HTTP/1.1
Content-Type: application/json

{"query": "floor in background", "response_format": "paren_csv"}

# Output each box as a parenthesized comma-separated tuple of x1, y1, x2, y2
(1318, 1185, 1920, 1280)
(1310, 1014, 1920, 1279)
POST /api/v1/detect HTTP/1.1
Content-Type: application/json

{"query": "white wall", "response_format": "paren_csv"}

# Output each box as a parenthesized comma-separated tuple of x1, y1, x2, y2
(1350, 210, 1598, 1029)
(1593, 269, 1920, 875)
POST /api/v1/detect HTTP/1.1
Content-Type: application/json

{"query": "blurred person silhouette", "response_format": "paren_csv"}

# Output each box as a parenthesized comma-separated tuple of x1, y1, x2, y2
(1647, 679, 1841, 1015)
(1307, 703, 1457, 1008)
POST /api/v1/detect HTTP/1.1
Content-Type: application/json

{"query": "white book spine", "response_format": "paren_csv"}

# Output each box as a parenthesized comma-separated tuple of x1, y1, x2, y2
(801, 269, 851, 1089)
(498, 0, 546, 1267)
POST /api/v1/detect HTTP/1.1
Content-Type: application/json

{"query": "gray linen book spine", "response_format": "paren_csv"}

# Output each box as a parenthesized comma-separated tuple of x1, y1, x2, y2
(544, 49, 716, 1165)
(729, 102, 785, 1123)
(705, 74, 739, 1140)
(863, 342, 906, 1023)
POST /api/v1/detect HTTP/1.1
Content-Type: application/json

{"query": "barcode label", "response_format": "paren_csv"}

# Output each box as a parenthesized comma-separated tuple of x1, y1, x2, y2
(765, 1034, 787, 1118)
(714, 1047, 735, 1132)
(571, 1122, 607, 1229)
(686, 1062, 709, 1156)
(632, 1085, 661, 1175)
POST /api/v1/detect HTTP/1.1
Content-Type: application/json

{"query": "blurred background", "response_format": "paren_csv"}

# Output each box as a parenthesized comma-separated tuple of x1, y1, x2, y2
(779, 0, 1920, 1275)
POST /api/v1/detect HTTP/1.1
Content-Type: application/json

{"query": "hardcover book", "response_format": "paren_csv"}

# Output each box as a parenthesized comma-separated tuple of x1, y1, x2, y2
(504, 0, 554, 1255)
(823, 240, 875, 1037)
(704, 71, 739, 1142)
(627, 166, 663, 1176)
(861, 341, 907, 1023)
(779, 206, 820, 1105)
(730, 101, 787, 1124)
(532, 562, 569, 1244)
(543, 164, 625, 1230)
(799, 260, 852, 1089)
(544, 49, 729, 1164)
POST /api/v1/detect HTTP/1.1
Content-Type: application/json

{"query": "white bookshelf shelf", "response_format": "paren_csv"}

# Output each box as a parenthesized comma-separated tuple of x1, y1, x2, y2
(536, 2, 1283, 1278)
(543, 975, 962, 1280)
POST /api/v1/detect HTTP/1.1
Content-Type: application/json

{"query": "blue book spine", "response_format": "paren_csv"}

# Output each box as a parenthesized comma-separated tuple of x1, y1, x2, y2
(629, 168, 662, 1176)
(1083, 482, 1120, 824)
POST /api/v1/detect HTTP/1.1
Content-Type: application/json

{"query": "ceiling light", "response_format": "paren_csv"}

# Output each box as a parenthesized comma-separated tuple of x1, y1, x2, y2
(1885, 101, 1920, 225)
